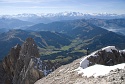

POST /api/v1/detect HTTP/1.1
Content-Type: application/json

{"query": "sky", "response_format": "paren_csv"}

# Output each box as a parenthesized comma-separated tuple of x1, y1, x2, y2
(0, 0, 125, 15)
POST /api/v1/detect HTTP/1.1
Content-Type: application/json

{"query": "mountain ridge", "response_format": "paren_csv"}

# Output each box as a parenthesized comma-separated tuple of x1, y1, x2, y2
(0, 29, 71, 60)
(86, 18, 125, 35)
(27, 18, 125, 36)
(0, 19, 125, 68)
(1, 12, 125, 23)
(0, 18, 34, 29)
(27, 19, 125, 50)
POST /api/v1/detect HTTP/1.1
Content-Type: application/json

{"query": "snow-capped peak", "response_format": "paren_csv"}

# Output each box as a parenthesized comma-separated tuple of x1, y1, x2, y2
(0, 12, 125, 23)
(0, 12, 123, 19)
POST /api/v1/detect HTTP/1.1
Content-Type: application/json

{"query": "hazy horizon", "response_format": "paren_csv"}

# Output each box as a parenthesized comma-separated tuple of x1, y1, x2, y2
(0, 0, 125, 15)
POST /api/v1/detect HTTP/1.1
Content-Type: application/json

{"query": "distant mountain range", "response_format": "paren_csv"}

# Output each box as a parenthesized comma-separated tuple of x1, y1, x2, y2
(0, 17, 124, 36)
(30, 19, 125, 49)
(0, 18, 34, 30)
(1, 12, 125, 23)
(0, 28, 8, 34)
(86, 18, 125, 35)
(27, 19, 125, 35)
(0, 12, 125, 35)
(0, 13, 125, 64)
(0, 19, 125, 65)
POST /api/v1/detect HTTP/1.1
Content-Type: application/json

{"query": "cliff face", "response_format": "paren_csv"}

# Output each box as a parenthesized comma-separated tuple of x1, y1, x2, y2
(12, 38, 42, 84)
(2, 44, 21, 84)
(1, 38, 60, 84)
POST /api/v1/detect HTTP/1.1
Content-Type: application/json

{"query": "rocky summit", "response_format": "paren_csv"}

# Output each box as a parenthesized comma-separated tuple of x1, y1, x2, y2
(0, 38, 60, 84)
(35, 46, 125, 84)
(80, 46, 125, 69)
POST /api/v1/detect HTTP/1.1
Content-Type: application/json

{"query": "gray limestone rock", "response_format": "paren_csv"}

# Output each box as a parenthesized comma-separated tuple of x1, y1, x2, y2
(88, 49, 125, 66)
(2, 38, 60, 84)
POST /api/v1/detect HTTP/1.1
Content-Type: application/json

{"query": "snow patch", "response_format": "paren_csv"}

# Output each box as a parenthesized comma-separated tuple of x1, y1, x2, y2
(79, 50, 99, 69)
(102, 46, 118, 52)
(77, 63, 125, 77)
(80, 57, 90, 69)
(14, 45, 18, 49)
(120, 50, 125, 54)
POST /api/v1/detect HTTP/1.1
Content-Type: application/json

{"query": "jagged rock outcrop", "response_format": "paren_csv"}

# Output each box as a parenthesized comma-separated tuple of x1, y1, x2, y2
(2, 44, 21, 84)
(12, 38, 42, 84)
(80, 46, 125, 69)
(2, 38, 60, 84)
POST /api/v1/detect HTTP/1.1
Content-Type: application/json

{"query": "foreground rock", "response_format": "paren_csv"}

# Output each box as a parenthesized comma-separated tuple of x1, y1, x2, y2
(35, 60, 125, 84)
(1, 38, 60, 84)
(35, 46, 125, 84)
(80, 46, 125, 69)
